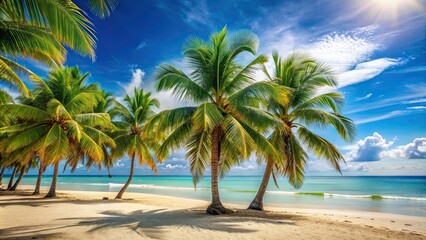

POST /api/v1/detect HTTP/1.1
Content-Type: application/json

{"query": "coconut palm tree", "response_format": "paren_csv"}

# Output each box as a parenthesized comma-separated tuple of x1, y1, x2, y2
(0, 0, 117, 95)
(151, 27, 287, 215)
(93, 91, 117, 178)
(33, 157, 45, 195)
(9, 159, 37, 191)
(0, 89, 13, 187)
(248, 52, 356, 210)
(110, 89, 160, 199)
(5, 164, 17, 189)
(0, 66, 115, 197)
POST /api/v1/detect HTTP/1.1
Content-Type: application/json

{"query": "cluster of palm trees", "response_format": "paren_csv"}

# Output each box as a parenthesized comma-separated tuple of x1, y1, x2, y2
(0, 0, 355, 215)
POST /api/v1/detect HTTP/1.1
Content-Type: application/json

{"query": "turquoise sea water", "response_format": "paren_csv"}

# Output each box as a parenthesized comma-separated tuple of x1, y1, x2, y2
(7, 175, 426, 217)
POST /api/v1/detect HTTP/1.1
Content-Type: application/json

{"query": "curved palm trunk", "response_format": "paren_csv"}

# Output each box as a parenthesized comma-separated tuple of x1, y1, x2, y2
(9, 166, 26, 191)
(206, 127, 232, 215)
(33, 162, 44, 195)
(0, 167, 5, 186)
(45, 162, 59, 198)
(115, 154, 135, 199)
(7, 165, 18, 189)
(248, 158, 274, 210)
(107, 166, 112, 178)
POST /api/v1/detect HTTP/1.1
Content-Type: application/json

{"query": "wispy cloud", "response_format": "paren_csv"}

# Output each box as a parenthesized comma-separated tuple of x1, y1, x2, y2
(404, 98, 426, 104)
(354, 110, 412, 125)
(388, 65, 426, 74)
(347, 83, 426, 114)
(156, 0, 211, 27)
(136, 41, 147, 50)
(337, 58, 401, 88)
(307, 32, 380, 73)
(407, 106, 426, 110)
(355, 93, 373, 101)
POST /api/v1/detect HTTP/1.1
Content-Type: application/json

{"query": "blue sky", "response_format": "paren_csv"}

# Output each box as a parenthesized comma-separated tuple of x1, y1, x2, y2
(11, 0, 426, 176)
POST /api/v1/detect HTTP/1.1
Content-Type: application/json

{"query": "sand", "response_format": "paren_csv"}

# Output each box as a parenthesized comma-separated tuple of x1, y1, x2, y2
(0, 186, 425, 240)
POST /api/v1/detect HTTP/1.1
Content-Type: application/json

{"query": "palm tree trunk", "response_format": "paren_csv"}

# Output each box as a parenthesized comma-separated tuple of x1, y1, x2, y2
(0, 167, 5, 186)
(248, 158, 274, 210)
(9, 166, 26, 191)
(45, 162, 59, 198)
(107, 166, 112, 178)
(206, 127, 232, 215)
(33, 162, 44, 195)
(115, 153, 135, 199)
(7, 165, 18, 189)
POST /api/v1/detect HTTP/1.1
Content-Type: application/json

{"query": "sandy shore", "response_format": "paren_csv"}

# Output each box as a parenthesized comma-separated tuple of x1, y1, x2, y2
(0, 186, 425, 240)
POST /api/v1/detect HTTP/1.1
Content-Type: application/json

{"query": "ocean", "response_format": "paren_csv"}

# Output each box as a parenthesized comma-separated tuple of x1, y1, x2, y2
(7, 175, 426, 217)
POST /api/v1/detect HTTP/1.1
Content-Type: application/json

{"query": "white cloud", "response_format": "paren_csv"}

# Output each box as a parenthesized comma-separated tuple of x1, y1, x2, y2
(307, 33, 380, 73)
(233, 164, 257, 171)
(156, 0, 211, 27)
(342, 163, 369, 172)
(345, 133, 426, 162)
(118, 67, 185, 111)
(123, 68, 145, 96)
(406, 106, 426, 110)
(404, 98, 426, 104)
(136, 41, 147, 50)
(355, 93, 373, 101)
(347, 83, 426, 114)
(381, 138, 426, 159)
(165, 164, 185, 169)
(337, 58, 401, 88)
(115, 160, 125, 168)
(306, 159, 369, 173)
(354, 110, 411, 125)
(345, 132, 394, 162)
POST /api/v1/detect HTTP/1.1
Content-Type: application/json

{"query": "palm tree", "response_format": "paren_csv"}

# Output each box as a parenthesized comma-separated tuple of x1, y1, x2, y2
(248, 52, 356, 210)
(0, 0, 117, 95)
(0, 66, 115, 197)
(110, 89, 160, 199)
(9, 160, 37, 191)
(33, 157, 45, 195)
(151, 27, 287, 215)
(0, 89, 13, 187)
(94, 91, 116, 178)
(6, 164, 18, 189)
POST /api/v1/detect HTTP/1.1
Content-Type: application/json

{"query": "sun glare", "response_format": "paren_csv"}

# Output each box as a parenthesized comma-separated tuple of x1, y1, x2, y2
(357, 0, 426, 23)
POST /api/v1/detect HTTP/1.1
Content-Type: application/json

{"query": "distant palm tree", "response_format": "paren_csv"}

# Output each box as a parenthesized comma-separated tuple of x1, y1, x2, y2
(0, 0, 117, 95)
(94, 91, 117, 178)
(0, 66, 115, 197)
(110, 89, 160, 199)
(9, 159, 37, 191)
(152, 27, 287, 215)
(248, 52, 356, 210)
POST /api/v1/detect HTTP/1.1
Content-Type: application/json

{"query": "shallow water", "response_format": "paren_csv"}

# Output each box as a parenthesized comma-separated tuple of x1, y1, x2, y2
(8, 175, 426, 217)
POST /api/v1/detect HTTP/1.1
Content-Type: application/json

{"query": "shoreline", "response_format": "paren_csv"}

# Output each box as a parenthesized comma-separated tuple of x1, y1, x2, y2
(12, 182, 426, 218)
(1, 186, 425, 239)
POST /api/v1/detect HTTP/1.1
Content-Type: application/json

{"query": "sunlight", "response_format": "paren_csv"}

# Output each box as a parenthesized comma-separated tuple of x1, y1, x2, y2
(357, 0, 426, 23)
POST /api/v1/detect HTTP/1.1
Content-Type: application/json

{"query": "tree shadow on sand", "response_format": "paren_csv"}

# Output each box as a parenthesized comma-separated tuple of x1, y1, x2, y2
(0, 207, 303, 239)
(63, 208, 301, 239)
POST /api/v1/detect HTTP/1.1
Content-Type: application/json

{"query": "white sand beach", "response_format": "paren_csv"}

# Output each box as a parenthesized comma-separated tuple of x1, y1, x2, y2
(0, 186, 425, 240)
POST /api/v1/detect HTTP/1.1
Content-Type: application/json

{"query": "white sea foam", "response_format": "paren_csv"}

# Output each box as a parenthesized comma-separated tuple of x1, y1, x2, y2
(106, 183, 207, 190)
(266, 191, 426, 201)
